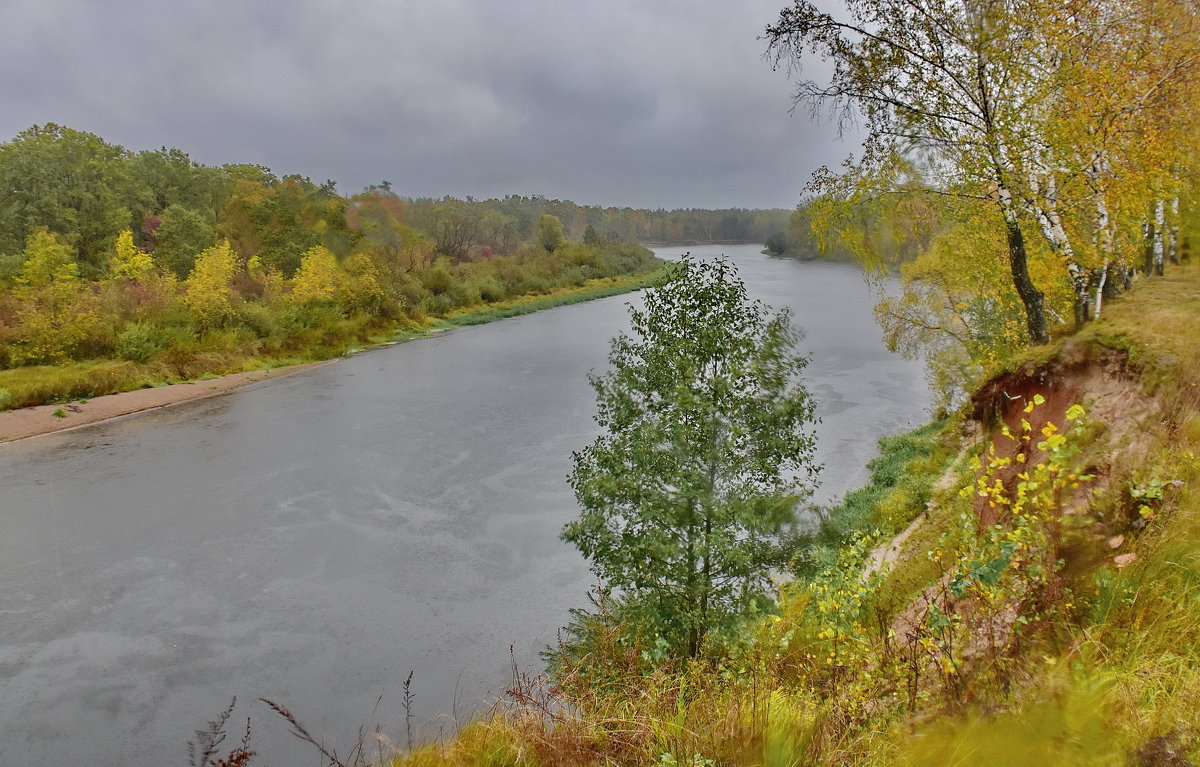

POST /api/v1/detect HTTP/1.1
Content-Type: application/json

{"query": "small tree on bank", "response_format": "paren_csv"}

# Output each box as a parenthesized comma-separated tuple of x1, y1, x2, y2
(537, 214, 564, 253)
(563, 257, 820, 657)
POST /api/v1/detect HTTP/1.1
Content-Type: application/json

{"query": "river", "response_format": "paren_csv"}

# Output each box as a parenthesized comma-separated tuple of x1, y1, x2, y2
(0, 244, 929, 764)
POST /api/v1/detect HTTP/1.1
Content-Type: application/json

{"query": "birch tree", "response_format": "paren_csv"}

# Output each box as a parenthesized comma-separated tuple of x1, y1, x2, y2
(563, 258, 819, 656)
(766, 0, 1054, 343)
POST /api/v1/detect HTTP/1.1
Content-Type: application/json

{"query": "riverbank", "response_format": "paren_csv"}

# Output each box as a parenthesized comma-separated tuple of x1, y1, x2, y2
(0, 362, 336, 442)
(0, 271, 665, 443)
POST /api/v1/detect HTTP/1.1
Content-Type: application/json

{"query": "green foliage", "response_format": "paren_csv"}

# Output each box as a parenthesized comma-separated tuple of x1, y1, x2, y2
(794, 420, 948, 577)
(536, 213, 564, 253)
(115, 321, 168, 363)
(763, 231, 790, 256)
(563, 257, 819, 657)
(0, 125, 667, 403)
(151, 204, 216, 277)
(0, 124, 138, 270)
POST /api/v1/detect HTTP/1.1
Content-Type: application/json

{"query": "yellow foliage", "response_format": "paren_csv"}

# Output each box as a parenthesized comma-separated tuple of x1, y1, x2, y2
(874, 203, 1073, 409)
(109, 229, 156, 281)
(14, 227, 78, 293)
(9, 299, 97, 366)
(183, 240, 238, 329)
(289, 245, 344, 305)
(7, 228, 96, 365)
(343, 251, 386, 313)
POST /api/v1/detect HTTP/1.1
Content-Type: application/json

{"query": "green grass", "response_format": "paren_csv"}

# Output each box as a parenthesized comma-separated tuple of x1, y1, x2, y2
(430, 271, 664, 329)
(0, 358, 185, 408)
(792, 419, 951, 577)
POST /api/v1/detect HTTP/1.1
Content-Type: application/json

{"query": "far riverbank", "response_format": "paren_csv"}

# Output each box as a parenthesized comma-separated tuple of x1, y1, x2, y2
(0, 270, 664, 443)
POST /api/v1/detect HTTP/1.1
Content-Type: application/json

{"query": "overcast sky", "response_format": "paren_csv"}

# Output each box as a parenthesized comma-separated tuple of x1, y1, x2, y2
(0, 0, 851, 209)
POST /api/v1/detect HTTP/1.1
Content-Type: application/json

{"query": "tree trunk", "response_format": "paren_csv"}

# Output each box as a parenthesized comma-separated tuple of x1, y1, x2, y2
(1091, 264, 1108, 321)
(1153, 200, 1166, 276)
(1069, 265, 1090, 329)
(700, 514, 711, 655)
(1004, 218, 1049, 344)
(685, 500, 698, 657)
(1116, 261, 1132, 292)
(1029, 173, 1087, 329)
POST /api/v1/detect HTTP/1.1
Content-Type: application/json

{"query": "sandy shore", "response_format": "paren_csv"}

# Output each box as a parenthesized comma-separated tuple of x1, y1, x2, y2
(0, 361, 335, 444)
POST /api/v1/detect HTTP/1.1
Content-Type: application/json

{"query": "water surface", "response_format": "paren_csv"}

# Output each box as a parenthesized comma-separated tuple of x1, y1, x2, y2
(0, 244, 928, 764)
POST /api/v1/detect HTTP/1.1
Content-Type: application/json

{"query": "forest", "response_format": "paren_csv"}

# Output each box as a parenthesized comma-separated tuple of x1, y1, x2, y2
(0, 126, 792, 409)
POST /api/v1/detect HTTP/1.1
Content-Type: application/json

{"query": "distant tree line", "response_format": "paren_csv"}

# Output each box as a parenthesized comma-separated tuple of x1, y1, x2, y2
(399, 195, 792, 250)
(0, 124, 664, 390)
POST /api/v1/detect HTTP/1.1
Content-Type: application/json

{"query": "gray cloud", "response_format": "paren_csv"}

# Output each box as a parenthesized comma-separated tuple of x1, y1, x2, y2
(0, 0, 850, 208)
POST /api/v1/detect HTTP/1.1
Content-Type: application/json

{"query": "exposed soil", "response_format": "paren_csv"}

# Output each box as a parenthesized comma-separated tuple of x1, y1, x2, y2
(969, 339, 1157, 525)
(881, 338, 1170, 689)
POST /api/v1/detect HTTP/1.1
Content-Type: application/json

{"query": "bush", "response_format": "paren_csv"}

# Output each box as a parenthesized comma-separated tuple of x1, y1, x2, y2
(236, 302, 278, 340)
(422, 262, 456, 295)
(764, 231, 791, 256)
(115, 321, 168, 363)
(470, 275, 508, 303)
(422, 293, 456, 316)
(449, 281, 482, 308)
(9, 305, 95, 366)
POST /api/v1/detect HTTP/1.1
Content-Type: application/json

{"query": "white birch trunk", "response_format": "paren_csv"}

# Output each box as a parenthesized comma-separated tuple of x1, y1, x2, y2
(1153, 199, 1166, 276)
(1030, 169, 1089, 322)
(1092, 260, 1109, 320)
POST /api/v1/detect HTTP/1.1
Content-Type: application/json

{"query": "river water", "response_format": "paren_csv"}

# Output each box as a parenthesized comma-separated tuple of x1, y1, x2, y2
(0, 244, 928, 764)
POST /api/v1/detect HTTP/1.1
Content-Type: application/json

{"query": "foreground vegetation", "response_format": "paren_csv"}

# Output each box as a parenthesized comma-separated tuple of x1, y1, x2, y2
(564, 258, 819, 659)
(377, 264, 1200, 767)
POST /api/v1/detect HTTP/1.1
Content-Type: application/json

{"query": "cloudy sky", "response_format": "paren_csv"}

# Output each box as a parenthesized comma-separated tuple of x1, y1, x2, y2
(0, 0, 851, 209)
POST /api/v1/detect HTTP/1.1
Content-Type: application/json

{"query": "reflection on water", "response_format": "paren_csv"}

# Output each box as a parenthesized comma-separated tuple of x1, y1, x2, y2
(0, 244, 928, 765)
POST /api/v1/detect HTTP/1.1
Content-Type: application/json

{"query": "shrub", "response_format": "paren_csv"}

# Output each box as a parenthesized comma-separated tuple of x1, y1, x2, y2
(115, 322, 168, 363)
(422, 262, 456, 295)
(471, 275, 508, 303)
(235, 303, 278, 341)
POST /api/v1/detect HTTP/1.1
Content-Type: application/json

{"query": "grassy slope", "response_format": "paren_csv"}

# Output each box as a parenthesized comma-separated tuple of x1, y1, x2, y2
(381, 265, 1200, 767)
(0, 270, 665, 410)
